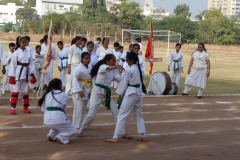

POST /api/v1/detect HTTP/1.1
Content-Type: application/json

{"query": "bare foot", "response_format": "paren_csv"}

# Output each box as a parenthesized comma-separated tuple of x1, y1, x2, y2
(105, 138, 118, 143)
(54, 137, 63, 144)
(138, 137, 148, 142)
(121, 133, 133, 139)
(77, 132, 83, 138)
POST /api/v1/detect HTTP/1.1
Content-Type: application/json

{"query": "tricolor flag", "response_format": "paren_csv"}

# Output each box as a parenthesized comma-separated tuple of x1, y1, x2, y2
(145, 21, 154, 74)
(42, 17, 53, 73)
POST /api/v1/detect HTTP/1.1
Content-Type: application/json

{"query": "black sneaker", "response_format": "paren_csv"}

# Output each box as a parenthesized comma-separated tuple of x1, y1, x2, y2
(182, 93, 188, 96)
(197, 96, 202, 99)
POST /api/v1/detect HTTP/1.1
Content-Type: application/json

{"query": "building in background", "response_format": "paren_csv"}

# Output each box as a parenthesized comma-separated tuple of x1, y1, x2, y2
(36, 0, 83, 17)
(106, 0, 121, 12)
(141, 0, 156, 16)
(208, 0, 240, 17)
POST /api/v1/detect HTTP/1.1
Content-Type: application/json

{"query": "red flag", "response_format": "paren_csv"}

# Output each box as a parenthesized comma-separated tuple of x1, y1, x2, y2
(145, 21, 154, 74)
(42, 17, 53, 73)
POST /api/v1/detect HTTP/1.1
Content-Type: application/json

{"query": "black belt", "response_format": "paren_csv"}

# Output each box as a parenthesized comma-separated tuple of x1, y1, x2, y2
(17, 61, 29, 82)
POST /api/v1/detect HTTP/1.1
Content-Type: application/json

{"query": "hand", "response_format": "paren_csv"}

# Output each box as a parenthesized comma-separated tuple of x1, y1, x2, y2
(2, 68, 6, 75)
(88, 93, 91, 99)
(116, 65, 125, 73)
(182, 69, 184, 73)
(207, 71, 210, 77)
(79, 91, 85, 98)
(67, 67, 71, 75)
(39, 68, 42, 72)
(168, 67, 170, 72)
(187, 68, 191, 74)
(58, 66, 62, 71)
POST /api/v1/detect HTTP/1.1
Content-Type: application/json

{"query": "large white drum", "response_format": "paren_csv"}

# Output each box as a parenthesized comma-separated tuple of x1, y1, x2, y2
(168, 82, 178, 95)
(150, 72, 171, 95)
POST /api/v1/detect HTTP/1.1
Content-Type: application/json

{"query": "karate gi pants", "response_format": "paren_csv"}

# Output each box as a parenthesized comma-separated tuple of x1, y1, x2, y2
(60, 67, 67, 88)
(46, 123, 78, 144)
(113, 93, 146, 138)
(65, 64, 78, 94)
(183, 84, 203, 96)
(12, 80, 29, 94)
(170, 69, 181, 87)
(44, 60, 54, 85)
(72, 93, 88, 130)
(1, 70, 11, 92)
(79, 87, 119, 133)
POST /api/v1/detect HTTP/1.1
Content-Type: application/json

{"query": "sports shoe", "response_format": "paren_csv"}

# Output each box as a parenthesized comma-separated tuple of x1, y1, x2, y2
(24, 108, 31, 114)
(10, 109, 16, 115)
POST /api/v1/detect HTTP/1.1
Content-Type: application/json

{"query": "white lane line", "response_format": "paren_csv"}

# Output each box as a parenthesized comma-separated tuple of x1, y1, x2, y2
(227, 114, 239, 118)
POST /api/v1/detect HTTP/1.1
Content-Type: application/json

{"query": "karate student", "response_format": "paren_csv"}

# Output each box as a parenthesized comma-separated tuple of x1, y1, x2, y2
(93, 37, 101, 53)
(96, 38, 114, 60)
(135, 38, 143, 55)
(65, 36, 82, 94)
(71, 52, 92, 131)
(182, 43, 210, 98)
(80, 37, 87, 52)
(106, 52, 147, 143)
(1, 43, 15, 93)
(122, 44, 134, 69)
(38, 78, 77, 144)
(39, 39, 44, 45)
(111, 42, 122, 88)
(132, 44, 145, 77)
(34, 45, 44, 91)
(40, 35, 57, 88)
(86, 41, 98, 67)
(56, 41, 68, 90)
(119, 46, 124, 66)
(78, 54, 124, 137)
(8, 36, 36, 115)
(166, 43, 184, 87)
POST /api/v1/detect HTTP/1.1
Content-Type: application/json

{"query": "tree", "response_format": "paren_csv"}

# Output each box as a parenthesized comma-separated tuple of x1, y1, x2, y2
(195, 10, 205, 20)
(27, 0, 36, 7)
(0, 0, 22, 5)
(16, 4, 39, 23)
(3, 22, 13, 32)
(173, 4, 191, 18)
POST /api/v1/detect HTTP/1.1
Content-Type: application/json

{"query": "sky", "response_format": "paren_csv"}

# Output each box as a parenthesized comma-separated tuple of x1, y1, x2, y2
(131, 0, 208, 19)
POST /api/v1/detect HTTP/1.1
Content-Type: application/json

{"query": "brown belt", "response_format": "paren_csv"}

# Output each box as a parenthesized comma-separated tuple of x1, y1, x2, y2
(17, 61, 29, 82)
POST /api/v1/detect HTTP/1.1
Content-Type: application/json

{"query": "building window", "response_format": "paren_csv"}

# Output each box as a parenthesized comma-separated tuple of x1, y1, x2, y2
(45, 4, 51, 10)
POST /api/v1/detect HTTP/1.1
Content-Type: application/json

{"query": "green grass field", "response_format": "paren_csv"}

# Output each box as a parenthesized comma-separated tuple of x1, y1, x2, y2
(1, 41, 240, 96)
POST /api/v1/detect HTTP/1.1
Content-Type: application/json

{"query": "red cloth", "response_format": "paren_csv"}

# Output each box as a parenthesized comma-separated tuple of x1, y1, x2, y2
(9, 77, 16, 85)
(30, 75, 36, 84)
(145, 21, 154, 74)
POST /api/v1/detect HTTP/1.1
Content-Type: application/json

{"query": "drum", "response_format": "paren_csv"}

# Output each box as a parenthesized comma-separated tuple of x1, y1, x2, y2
(150, 72, 171, 95)
(168, 82, 178, 95)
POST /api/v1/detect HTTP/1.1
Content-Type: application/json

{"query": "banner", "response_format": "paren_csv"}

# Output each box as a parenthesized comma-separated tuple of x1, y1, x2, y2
(42, 16, 53, 73)
(145, 21, 154, 74)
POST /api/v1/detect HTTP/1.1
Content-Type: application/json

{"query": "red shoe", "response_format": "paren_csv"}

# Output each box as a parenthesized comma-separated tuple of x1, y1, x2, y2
(10, 109, 16, 115)
(24, 108, 31, 114)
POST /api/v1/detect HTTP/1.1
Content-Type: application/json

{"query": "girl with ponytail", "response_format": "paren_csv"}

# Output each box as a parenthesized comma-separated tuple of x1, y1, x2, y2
(106, 52, 147, 143)
(78, 54, 124, 137)
(39, 78, 77, 144)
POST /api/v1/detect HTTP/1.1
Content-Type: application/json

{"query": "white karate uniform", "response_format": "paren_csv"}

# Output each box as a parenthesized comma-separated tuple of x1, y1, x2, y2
(8, 48, 34, 94)
(40, 43, 57, 85)
(96, 46, 114, 60)
(71, 63, 91, 130)
(65, 44, 82, 94)
(41, 89, 77, 144)
(111, 50, 122, 88)
(183, 51, 210, 96)
(93, 42, 100, 54)
(138, 43, 143, 54)
(34, 53, 44, 88)
(0, 44, 4, 97)
(166, 51, 184, 87)
(57, 48, 68, 88)
(82, 46, 87, 52)
(119, 52, 126, 66)
(26, 46, 36, 89)
(79, 64, 122, 133)
(1, 51, 13, 92)
(113, 64, 146, 138)
(138, 55, 145, 77)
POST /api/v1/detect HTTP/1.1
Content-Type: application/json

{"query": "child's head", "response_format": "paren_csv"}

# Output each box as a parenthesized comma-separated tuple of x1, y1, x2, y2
(81, 37, 87, 47)
(74, 36, 82, 46)
(81, 52, 90, 66)
(113, 42, 120, 51)
(87, 41, 94, 53)
(15, 36, 27, 50)
(126, 52, 146, 94)
(175, 43, 181, 52)
(39, 39, 44, 45)
(9, 43, 15, 52)
(35, 45, 41, 53)
(38, 78, 62, 107)
(96, 37, 101, 44)
(133, 43, 140, 55)
(25, 36, 30, 46)
(198, 43, 207, 52)
(57, 41, 64, 50)
(102, 38, 109, 47)
(90, 54, 115, 78)
(119, 46, 123, 53)
(135, 38, 141, 43)
(129, 44, 134, 51)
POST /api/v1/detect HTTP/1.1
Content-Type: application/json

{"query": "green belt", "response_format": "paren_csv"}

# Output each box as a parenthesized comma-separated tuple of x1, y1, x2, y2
(47, 107, 65, 113)
(61, 57, 68, 68)
(118, 84, 140, 109)
(173, 60, 180, 72)
(95, 83, 111, 110)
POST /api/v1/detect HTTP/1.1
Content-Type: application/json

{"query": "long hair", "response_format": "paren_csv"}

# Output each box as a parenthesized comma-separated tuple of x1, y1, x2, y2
(38, 78, 62, 107)
(198, 43, 207, 52)
(126, 52, 147, 94)
(71, 36, 81, 45)
(15, 36, 26, 51)
(90, 54, 115, 78)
